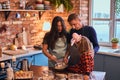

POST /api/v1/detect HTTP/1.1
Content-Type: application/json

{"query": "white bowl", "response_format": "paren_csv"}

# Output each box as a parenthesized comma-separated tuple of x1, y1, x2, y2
(55, 62, 67, 70)
(36, 4, 44, 10)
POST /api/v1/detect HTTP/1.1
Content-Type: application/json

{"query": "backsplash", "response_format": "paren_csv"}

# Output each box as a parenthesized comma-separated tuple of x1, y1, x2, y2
(0, 0, 89, 47)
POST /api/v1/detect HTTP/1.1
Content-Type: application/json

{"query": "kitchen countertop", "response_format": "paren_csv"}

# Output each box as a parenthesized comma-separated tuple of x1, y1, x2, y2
(97, 46, 120, 57)
(1, 46, 120, 62)
(0, 48, 42, 61)
(30, 65, 83, 80)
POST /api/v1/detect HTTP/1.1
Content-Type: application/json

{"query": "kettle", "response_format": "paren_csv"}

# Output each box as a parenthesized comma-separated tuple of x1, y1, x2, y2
(16, 59, 29, 71)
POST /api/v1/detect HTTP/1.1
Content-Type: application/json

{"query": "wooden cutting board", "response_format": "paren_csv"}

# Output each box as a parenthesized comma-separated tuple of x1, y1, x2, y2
(3, 49, 28, 56)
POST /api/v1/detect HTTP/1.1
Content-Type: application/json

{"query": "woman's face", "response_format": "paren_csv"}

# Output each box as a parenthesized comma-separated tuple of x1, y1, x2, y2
(57, 21, 63, 32)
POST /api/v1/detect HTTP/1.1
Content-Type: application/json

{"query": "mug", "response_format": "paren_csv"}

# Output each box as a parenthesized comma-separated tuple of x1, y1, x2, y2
(15, 13, 21, 18)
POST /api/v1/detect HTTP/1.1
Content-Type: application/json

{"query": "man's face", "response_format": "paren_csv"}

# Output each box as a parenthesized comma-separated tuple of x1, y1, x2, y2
(69, 18, 82, 30)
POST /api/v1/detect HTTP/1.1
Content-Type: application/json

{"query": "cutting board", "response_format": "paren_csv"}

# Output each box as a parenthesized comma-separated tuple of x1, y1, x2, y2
(3, 49, 28, 56)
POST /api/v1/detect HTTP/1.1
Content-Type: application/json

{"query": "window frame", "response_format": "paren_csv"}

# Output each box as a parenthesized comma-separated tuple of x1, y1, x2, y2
(89, 0, 117, 46)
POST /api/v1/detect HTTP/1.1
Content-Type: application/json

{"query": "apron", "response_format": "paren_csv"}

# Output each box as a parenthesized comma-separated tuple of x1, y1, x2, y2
(49, 37, 67, 67)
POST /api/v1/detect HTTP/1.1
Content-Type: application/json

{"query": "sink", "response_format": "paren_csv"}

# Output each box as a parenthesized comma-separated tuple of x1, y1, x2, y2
(113, 49, 120, 53)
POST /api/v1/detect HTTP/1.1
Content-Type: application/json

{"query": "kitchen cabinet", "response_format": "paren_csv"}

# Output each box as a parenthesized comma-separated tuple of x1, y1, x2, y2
(16, 53, 48, 67)
(0, 60, 11, 79)
(16, 55, 34, 69)
(34, 53, 48, 66)
(94, 54, 105, 71)
(94, 53, 120, 80)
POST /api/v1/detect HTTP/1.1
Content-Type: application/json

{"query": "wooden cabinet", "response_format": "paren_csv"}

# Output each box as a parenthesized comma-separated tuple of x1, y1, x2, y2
(94, 53, 120, 80)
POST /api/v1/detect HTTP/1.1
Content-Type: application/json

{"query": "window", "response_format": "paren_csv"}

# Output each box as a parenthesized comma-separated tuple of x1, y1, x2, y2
(90, 0, 120, 45)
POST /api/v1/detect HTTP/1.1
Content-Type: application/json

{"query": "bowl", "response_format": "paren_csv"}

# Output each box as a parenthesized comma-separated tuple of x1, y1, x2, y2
(54, 62, 67, 70)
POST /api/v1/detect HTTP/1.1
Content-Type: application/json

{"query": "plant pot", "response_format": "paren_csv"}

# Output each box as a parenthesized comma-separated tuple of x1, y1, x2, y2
(112, 43, 119, 49)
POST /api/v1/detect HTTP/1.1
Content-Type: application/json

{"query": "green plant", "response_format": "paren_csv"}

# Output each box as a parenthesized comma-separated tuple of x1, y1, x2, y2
(111, 38, 119, 43)
(46, 0, 73, 12)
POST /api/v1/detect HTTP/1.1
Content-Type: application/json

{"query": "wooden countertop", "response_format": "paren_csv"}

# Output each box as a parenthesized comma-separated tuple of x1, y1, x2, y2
(0, 48, 42, 61)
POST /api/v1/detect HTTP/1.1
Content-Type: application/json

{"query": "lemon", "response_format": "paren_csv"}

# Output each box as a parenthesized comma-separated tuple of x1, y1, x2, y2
(10, 45, 17, 50)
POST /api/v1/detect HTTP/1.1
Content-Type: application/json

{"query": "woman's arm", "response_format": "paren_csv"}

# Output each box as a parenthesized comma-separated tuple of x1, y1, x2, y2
(64, 44, 70, 64)
(42, 44, 57, 62)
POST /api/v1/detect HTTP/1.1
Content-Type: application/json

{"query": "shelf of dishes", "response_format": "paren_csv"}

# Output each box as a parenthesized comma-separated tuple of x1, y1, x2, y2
(0, 9, 46, 12)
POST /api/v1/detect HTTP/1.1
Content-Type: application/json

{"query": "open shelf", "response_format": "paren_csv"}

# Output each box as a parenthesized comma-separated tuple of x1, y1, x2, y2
(0, 9, 46, 12)
(0, 9, 47, 20)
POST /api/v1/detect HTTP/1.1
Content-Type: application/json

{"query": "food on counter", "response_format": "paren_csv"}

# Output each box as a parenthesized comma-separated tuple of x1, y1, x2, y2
(55, 73, 67, 79)
(9, 45, 17, 51)
(14, 70, 33, 79)
(21, 45, 26, 50)
(68, 73, 83, 80)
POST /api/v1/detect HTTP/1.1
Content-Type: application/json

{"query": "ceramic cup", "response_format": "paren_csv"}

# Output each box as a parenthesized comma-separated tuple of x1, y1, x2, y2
(15, 13, 21, 18)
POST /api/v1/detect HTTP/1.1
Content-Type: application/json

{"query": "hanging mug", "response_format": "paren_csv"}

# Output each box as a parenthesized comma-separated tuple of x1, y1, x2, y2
(15, 13, 21, 18)
(24, 12, 31, 18)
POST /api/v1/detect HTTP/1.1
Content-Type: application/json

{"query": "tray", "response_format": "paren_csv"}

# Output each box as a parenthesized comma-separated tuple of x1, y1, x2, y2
(3, 49, 28, 55)
(14, 71, 33, 79)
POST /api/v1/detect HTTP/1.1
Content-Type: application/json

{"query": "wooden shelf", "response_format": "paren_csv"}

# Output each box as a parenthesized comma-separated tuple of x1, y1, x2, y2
(0, 9, 47, 20)
(0, 9, 46, 12)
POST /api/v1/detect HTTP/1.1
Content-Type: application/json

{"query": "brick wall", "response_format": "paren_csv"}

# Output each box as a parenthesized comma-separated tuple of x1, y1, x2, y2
(0, 0, 89, 47)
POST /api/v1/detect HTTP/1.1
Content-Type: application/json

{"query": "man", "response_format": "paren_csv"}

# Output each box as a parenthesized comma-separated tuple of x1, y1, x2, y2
(67, 13, 99, 54)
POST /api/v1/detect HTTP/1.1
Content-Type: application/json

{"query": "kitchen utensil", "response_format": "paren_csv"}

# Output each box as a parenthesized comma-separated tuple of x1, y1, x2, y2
(15, 12, 21, 18)
(54, 62, 67, 70)
(16, 59, 29, 71)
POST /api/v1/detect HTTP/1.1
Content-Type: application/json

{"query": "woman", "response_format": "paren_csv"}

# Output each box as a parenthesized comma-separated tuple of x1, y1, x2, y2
(42, 16, 69, 67)
(64, 33, 94, 80)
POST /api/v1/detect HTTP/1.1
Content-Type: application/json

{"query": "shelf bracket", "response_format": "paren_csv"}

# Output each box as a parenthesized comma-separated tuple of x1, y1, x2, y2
(4, 11, 11, 20)
(38, 11, 44, 20)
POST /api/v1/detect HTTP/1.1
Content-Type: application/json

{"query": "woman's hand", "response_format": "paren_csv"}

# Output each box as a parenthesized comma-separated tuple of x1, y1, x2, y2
(50, 55, 58, 62)
(83, 75, 89, 80)
(63, 57, 68, 64)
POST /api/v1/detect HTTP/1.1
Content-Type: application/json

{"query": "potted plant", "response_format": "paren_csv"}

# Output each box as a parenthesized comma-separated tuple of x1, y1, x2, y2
(45, 0, 73, 12)
(111, 38, 119, 49)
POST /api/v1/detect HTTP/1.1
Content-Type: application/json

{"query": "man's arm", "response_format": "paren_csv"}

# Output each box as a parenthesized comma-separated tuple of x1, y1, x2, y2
(89, 27, 99, 53)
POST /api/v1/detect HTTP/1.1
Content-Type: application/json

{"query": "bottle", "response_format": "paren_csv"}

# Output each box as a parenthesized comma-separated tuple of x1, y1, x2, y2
(22, 27, 28, 46)
(0, 46, 2, 57)
(6, 63, 14, 80)
(19, 0, 26, 9)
